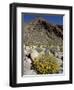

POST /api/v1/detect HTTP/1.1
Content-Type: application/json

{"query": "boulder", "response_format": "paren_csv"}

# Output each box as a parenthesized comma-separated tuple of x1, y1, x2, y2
(31, 50, 39, 60)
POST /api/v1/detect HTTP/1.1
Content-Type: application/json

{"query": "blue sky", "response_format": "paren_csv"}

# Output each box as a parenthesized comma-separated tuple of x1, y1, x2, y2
(22, 14, 63, 25)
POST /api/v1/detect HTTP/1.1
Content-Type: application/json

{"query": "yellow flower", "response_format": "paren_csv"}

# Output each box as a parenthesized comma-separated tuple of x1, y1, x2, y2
(32, 54, 62, 74)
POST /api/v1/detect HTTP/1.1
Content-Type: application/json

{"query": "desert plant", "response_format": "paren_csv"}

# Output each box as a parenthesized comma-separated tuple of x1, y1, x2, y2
(32, 54, 62, 74)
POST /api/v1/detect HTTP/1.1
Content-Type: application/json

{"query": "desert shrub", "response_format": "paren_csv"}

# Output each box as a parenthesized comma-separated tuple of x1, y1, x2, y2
(32, 54, 61, 74)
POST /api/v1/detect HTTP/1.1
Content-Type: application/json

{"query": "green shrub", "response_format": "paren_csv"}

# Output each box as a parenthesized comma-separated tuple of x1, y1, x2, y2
(32, 54, 61, 74)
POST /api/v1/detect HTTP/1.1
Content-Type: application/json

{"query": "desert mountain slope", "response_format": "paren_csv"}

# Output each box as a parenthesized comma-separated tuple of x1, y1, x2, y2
(23, 17, 63, 46)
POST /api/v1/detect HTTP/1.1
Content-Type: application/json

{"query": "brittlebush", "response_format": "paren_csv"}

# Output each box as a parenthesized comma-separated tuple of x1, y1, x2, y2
(32, 54, 61, 74)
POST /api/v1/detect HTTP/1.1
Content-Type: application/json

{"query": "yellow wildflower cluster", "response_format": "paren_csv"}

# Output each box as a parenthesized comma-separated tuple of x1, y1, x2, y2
(32, 54, 61, 74)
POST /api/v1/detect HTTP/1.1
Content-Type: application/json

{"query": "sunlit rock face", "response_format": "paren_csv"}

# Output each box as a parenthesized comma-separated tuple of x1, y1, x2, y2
(31, 50, 39, 60)
(23, 52, 38, 75)
(23, 57, 32, 71)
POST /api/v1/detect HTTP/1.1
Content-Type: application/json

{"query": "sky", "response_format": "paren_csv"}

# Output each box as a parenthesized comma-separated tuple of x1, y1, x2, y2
(22, 13, 63, 25)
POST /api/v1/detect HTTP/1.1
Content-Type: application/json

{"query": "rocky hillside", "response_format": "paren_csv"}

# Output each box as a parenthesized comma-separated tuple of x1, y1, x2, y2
(23, 17, 63, 47)
(23, 17, 63, 75)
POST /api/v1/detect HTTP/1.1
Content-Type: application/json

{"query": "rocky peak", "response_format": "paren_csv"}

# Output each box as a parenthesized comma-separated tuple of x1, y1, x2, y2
(23, 17, 63, 46)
